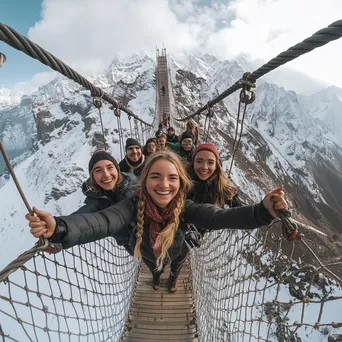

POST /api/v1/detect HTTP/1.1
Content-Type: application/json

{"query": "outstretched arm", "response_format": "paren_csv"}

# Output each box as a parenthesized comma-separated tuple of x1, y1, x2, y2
(26, 197, 137, 249)
(184, 186, 287, 231)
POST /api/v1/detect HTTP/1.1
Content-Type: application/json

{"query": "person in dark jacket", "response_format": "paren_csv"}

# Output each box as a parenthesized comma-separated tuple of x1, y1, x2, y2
(74, 149, 138, 255)
(75, 150, 138, 214)
(187, 143, 244, 208)
(167, 131, 195, 164)
(119, 138, 146, 177)
(166, 127, 178, 143)
(26, 151, 287, 293)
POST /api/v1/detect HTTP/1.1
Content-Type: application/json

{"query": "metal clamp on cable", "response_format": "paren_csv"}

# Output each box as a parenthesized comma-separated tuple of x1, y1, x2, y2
(239, 72, 256, 104)
(206, 102, 215, 118)
(91, 89, 103, 109)
(113, 102, 121, 117)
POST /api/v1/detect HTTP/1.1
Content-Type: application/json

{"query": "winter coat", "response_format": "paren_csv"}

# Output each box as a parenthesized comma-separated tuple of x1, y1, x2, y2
(74, 172, 138, 214)
(49, 197, 273, 264)
(72, 172, 138, 255)
(166, 142, 195, 163)
(166, 134, 178, 143)
(119, 157, 146, 178)
(187, 175, 245, 208)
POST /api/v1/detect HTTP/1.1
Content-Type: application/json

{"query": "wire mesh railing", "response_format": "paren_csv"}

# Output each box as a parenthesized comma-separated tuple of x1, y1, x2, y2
(0, 239, 139, 342)
(190, 223, 342, 342)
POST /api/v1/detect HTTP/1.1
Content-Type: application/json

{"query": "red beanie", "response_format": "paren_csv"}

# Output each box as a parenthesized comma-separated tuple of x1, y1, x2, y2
(192, 143, 220, 161)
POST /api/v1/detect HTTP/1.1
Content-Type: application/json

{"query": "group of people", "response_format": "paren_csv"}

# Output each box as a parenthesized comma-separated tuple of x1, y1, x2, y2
(26, 125, 288, 294)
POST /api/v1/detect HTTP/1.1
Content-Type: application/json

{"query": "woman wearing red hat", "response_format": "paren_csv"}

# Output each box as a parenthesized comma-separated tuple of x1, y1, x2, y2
(188, 143, 243, 208)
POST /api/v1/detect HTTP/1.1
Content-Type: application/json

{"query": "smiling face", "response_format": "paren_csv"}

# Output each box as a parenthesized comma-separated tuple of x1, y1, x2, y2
(158, 137, 166, 149)
(147, 142, 156, 154)
(127, 145, 142, 162)
(92, 160, 119, 191)
(181, 138, 193, 151)
(193, 150, 217, 181)
(145, 159, 180, 208)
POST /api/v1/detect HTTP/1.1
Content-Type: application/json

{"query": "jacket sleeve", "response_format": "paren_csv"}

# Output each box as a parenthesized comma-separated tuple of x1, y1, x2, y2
(183, 200, 273, 232)
(72, 198, 103, 214)
(49, 197, 137, 249)
(166, 142, 181, 152)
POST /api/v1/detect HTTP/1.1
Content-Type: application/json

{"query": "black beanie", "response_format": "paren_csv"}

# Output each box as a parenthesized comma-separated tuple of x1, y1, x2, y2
(125, 138, 142, 151)
(181, 131, 194, 141)
(88, 151, 119, 173)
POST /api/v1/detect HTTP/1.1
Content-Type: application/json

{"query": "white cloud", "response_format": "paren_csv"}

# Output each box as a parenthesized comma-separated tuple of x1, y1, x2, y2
(13, 71, 57, 94)
(26, 0, 342, 87)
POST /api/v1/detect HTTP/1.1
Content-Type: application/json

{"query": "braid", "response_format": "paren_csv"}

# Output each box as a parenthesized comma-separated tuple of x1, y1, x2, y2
(134, 195, 145, 260)
(155, 194, 185, 270)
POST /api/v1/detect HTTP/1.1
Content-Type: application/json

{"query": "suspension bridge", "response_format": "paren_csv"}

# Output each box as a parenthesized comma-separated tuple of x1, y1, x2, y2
(1, 20, 342, 341)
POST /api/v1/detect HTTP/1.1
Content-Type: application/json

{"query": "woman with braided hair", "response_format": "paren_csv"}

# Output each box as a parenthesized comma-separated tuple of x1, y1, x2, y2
(26, 151, 287, 293)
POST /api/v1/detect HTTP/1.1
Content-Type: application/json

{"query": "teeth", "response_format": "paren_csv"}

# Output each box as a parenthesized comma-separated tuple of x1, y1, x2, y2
(155, 191, 171, 195)
(102, 179, 113, 184)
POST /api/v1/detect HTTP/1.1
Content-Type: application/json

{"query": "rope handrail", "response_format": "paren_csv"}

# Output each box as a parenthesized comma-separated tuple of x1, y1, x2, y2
(175, 19, 342, 121)
(0, 22, 152, 127)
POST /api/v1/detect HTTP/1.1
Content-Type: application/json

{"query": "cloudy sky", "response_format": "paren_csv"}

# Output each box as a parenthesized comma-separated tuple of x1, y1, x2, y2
(1, 0, 342, 92)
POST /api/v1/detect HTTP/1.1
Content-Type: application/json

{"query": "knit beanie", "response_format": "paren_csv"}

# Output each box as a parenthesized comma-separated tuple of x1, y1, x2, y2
(181, 131, 194, 141)
(192, 142, 220, 161)
(88, 150, 119, 173)
(125, 138, 142, 151)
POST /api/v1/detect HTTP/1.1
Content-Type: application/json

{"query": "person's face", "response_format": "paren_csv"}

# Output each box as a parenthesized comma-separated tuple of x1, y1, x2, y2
(147, 142, 156, 154)
(181, 138, 193, 151)
(158, 137, 166, 149)
(193, 150, 217, 181)
(146, 159, 180, 208)
(167, 129, 174, 136)
(127, 145, 142, 162)
(92, 160, 119, 190)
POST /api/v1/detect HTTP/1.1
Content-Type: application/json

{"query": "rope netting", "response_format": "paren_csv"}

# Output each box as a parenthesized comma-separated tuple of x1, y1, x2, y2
(0, 240, 139, 341)
(190, 224, 342, 342)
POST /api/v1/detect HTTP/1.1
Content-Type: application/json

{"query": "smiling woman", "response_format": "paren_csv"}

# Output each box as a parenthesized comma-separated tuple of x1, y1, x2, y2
(74, 149, 138, 215)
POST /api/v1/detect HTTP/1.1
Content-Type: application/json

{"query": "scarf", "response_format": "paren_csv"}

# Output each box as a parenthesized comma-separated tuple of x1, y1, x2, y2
(136, 189, 177, 256)
(125, 154, 145, 169)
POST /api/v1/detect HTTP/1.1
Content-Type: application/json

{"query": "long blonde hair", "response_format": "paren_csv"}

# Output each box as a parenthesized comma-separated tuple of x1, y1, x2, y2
(134, 151, 192, 270)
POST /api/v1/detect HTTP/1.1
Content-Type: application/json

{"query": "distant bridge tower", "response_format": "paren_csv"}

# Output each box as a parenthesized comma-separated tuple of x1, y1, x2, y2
(156, 48, 171, 125)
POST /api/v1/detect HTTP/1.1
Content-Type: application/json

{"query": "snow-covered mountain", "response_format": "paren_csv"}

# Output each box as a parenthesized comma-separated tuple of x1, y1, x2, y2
(0, 52, 341, 265)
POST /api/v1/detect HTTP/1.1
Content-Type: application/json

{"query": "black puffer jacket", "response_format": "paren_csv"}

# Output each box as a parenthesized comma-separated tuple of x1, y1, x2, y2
(50, 197, 273, 263)
(187, 177, 245, 208)
(73, 172, 138, 214)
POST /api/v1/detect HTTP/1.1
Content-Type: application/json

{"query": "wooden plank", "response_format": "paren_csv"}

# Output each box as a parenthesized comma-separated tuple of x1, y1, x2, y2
(127, 316, 196, 324)
(129, 312, 196, 319)
(123, 336, 198, 342)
